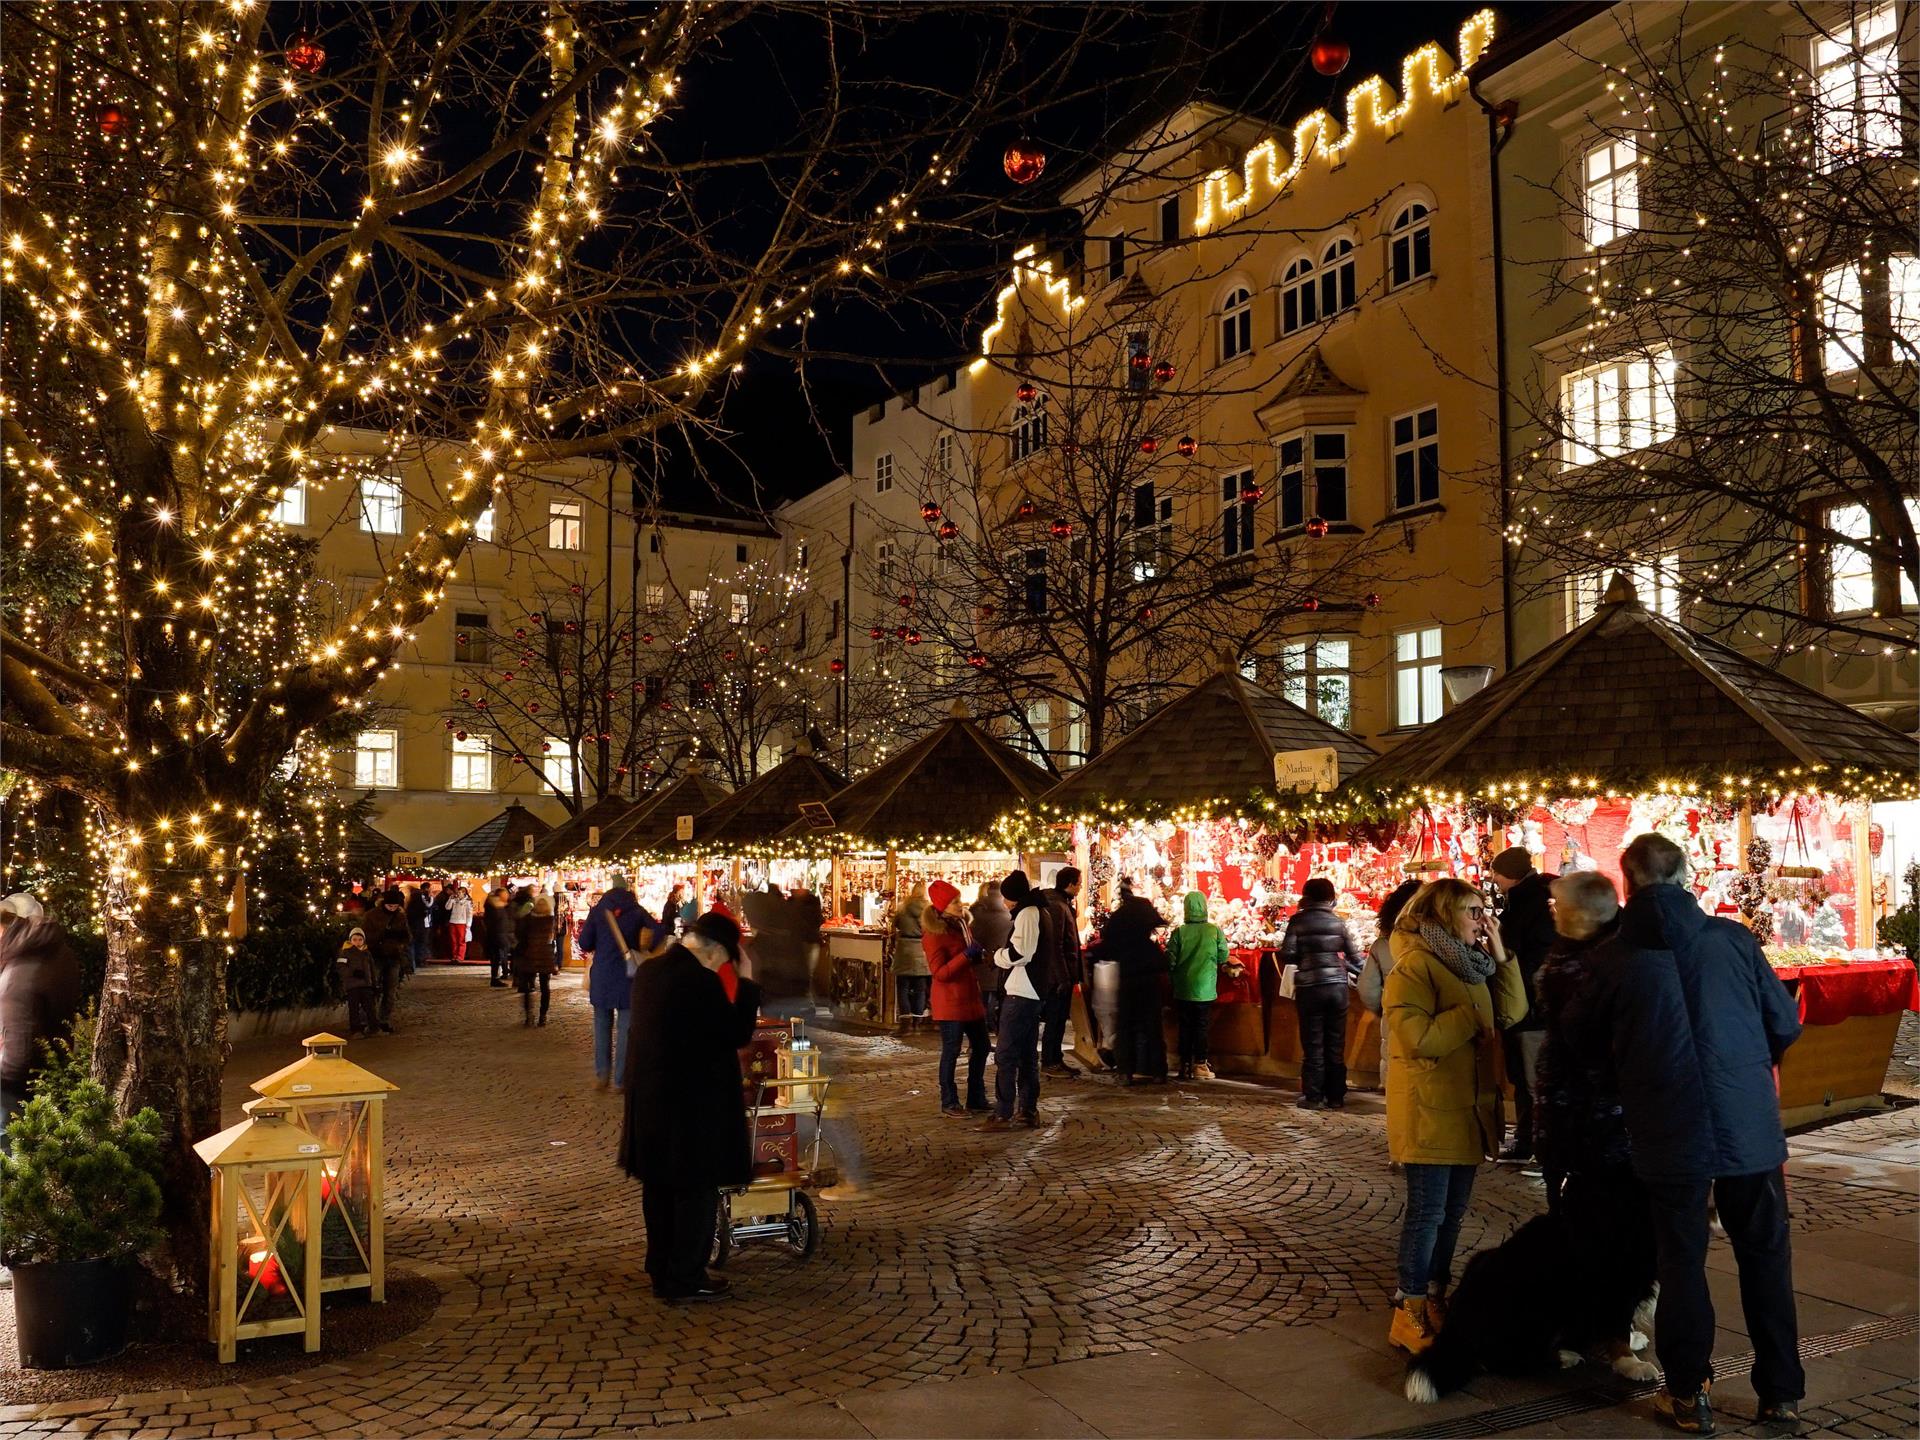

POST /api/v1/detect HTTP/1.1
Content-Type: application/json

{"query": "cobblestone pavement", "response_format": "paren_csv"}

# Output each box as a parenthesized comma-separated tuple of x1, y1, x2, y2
(2, 968, 1914, 1438)
(1883, 1012, 1920, 1100)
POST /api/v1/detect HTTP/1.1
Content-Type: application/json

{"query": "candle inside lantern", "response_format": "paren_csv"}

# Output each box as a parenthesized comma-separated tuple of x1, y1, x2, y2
(320, 1162, 337, 1203)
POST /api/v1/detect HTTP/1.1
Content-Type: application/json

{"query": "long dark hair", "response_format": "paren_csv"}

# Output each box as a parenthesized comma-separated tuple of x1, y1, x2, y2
(1377, 879, 1420, 936)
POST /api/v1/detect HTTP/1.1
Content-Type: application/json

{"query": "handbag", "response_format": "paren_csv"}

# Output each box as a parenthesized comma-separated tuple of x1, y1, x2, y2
(1279, 963, 1298, 1000)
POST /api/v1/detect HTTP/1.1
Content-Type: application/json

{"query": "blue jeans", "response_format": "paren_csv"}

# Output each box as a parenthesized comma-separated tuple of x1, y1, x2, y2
(994, 994, 1042, 1119)
(408, 932, 429, 975)
(1397, 1162, 1477, 1297)
(593, 1005, 628, 1084)
(938, 1019, 990, 1111)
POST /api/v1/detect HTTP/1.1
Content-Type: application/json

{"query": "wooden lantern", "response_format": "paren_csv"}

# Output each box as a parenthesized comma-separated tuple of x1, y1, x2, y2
(194, 1096, 339, 1363)
(251, 1032, 399, 1301)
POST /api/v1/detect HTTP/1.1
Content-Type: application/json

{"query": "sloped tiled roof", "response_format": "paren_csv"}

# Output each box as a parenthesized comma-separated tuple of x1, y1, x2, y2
(344, 816, 402, 875)
(423, 803, 553, 874)
(598, 768, 734, 856)
(1345, 579, 1917, 795)
(1043, 670, 1377, 812)
(677, 750, 847, 851)
(784, 710, 1056, 849)
(530, 794, 635, 864)
(1259, 345, 1363, 410)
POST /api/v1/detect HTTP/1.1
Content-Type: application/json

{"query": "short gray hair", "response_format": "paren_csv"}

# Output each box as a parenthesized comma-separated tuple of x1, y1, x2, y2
(1621, 833, 1688, 892)
(1551, 871, 1619, 940)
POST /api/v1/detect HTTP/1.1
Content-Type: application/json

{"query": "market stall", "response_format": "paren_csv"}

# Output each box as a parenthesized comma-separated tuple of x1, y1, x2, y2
(1022, 669, 1379, 1080)
(775, 704, 1056, 1028)
(594, 764, 734, 915)
(1338, 574, 1920, 1120)
(528, 794, 636, 868)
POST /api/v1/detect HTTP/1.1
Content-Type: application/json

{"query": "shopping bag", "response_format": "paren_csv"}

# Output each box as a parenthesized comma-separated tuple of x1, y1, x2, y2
(1279, 963, 1298, 1000)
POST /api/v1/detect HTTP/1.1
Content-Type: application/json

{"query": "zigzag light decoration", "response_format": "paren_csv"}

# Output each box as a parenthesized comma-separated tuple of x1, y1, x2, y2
(969, 244, 1088, 374)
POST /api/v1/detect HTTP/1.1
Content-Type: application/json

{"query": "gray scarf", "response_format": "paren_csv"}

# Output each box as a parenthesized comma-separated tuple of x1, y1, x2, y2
(1419, 922, 1496, 986)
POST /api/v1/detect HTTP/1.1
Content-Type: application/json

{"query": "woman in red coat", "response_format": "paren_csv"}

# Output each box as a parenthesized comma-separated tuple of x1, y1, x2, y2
(923, 879, 989, 1116)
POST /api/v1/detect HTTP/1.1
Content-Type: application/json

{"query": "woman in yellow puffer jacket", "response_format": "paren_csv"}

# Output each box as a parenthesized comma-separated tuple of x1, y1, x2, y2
(1383, 877, 1528, 1355)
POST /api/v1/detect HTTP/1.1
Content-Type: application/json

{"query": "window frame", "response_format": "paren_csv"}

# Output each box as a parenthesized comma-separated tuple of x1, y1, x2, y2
(1159, 195, 1181, 245)
(1219, 285, 1254, 363)
(1387, 201, 1433, 290)
(1563, 553, 1683, 631)
(359, 473, 404, 535)
(541, 735, 577, 797)
(270, 480, 307, 528)
(1558, 346, 1678, 468)
(1392, 625, 1445, 728)
(547, 499, 584, 551)
(1582, 135, 1640, 248)
(472, 502, 496, 543)
(1127, 481, 1174, 584)
(1280, 637, 1353, 730)
(1811, 3, 1903, 171)
(1280, 254, 1318, 337)
(1009, 393, 1049, 464)
(1319, 237, 1357, 317)
(354, 728, 400, 789)
(1388, 405, 1441, 512)
(1106, 232, 1128, 285)
(729, 591, 750, 625)
(1220, 467, 1257, 559)
(1815, 498, 1919, 616)
(453, 611, 491, 664)
(449, 731, 493, 793)
(875, 452, 895, 494)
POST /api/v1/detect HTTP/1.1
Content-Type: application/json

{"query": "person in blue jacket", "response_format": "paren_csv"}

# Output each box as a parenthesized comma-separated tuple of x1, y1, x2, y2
(1595, 832, 1804, 1437)
(578, 870, 662, 1091)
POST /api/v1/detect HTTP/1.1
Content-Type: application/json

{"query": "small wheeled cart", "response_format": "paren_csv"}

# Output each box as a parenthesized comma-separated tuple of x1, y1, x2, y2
(712, 1071, 833, 1266)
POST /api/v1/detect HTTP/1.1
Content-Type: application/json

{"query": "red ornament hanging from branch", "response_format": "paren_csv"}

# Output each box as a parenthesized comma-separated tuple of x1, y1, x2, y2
(97, 104, 131, 137)
(1176, 435, 1198, 458)
(1139, 436, 1160, 455)
(1015, 380, 1037, 404)
(1310, 35, 1350, 77)
(938, 519, 960, 541)
(1002, 139, 1046, 186)
(920, 500, 942, 522)
(1305, 515, 1331, 538)
(1049, 517, 1073, 540)
(1152, 359, 1176, 383)
(967, 651, 988, 668)
(286, 34, 326, 74)
(829, 659, 846, 675)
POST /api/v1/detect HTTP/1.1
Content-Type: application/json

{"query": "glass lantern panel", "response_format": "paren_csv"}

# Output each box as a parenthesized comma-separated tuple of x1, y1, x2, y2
(234, 1168, 312, 1326)
(295, 1100, 373, 1275)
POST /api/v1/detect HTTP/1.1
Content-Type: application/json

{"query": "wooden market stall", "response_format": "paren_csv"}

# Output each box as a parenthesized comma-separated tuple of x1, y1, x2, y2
(529, 794, 636, 868)
(593, 764, 734, 915)
(776, 705, 1055, 1028)
(1339, 575, 1920, 1123)
(1028, 669, 1379, 1081)
(423, 800, 554, 877)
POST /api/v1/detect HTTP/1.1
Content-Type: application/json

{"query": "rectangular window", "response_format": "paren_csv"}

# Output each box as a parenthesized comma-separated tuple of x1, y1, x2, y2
(736, 543, 748, 563)
(1127, 332, 1150, 392)
(1312, 432, 1348, 523)
(1824, 504, 1878, 615)
(1560, 348, 1677, 466)
(1063, 704, 1089, 762)
(649, 532, 661, 553)
(1281, 639, 1353, 730)
(1221, 468, 1257, 558)
(829, 599, 842, 639)
(271, 481, 306, 527)
(1278, 436, 1306, 531)
(1814, 4, 1902, 169)
(449, 732, 492, 792)
(1021, 547, 1048, 616)
(729, 591, 750, 624)
(689, 589, 710, 613)
(875, 453, 894, 494)
(1128, 482, 1173, 583)
(1107, 233, 1127, 284)
(473, 504, 495, 543)
(936, 433, 953, 477)
(354, 729, 398, 788)
(1390, 406, 1441, 511)
(1892, 254, 1920, 351)
(645, 584, 665, 613)
(1393, 627, 1444, 727)
(1019, 698, 1052, 760)
(360, 474, 403, 535)
(1583, 137, 1640, 246)
(1010, 396, 1049, 462)
(1159, 195, 1180, 245)
(547, 500, 583, 550)
(453, 611, 491, 664)
(874, 539, 894, 585)
(1821, 265, 1865, 376)
(1564, 553, 1683, 630)
(542, 736, 576, 796)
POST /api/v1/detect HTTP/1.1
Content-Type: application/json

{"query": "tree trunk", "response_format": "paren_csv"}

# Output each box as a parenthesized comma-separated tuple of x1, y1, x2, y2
(90, 845, 230, 1293)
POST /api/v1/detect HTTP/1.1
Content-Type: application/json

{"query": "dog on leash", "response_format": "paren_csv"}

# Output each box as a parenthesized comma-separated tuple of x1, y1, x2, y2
(1405, 1171, 1660, 1403)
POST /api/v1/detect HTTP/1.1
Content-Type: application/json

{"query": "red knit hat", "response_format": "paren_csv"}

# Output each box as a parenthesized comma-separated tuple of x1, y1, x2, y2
(928, 879, 959, 913)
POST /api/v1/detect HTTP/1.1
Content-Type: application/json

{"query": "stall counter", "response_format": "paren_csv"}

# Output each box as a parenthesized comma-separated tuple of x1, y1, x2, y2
(1773, 958, 1919, 1125)
(823, 928, 890, 1029)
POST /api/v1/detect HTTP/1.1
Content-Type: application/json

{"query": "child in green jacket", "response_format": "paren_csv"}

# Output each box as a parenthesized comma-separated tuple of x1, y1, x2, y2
(1166, 891, 1230, 1080)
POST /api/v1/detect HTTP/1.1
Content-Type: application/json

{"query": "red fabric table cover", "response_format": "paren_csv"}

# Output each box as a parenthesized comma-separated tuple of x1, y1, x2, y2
(1216, 948, 1272, 1006)
(1771, 958, 1920, 1026)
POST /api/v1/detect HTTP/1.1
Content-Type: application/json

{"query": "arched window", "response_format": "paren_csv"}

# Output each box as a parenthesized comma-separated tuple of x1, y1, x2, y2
(1388, 202, 1432, 289)
(1319, 237, 1357, 316)
(1220, 285, 1253, 362)
(1009, 393, 1049, 463)
(1280, 256, 1317, 336)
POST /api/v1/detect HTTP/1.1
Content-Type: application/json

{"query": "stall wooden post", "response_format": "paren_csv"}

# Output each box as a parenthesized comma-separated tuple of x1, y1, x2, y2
(1736, 799, 1754, 858)
(883, 848, 899, 1028)
(1853, 800, 1876, 945)
(829, 854, 843, 920)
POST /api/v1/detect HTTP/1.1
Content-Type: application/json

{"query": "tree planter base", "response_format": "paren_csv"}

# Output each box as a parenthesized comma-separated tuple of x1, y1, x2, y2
(12, 1259, 132, 1369)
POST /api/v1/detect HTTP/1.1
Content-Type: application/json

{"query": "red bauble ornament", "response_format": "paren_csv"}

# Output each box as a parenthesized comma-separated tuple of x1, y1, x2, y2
(1301, 596, 1321, 612)
(829, 659, 846, 674)
(723, 649, 737, 661)
(906, 630, 923, 645)
(894, 626, 909, 640)
(920, 500, 942, 522)
(1138, 605, 1155, 622)
(1016, 498, 1037, 521)
(455, 632, 468, 647)
(529, 612, 544, 625)
(564, 620, 577, 634)
(1305, 516, 1330, 538)
(459, 687, 471, 699)
(1061, 439, 1080, 457)
(1015, 380, 1038, 404)
(527, 700, 540, 712)
(1310, 35, 1350, 77)
(967, 651, 987, 668)
(616, 765, 630, 776)
(1049, 517, 1073, 539)
(1364, 591, 1383, 608)
(1241, 484, 1263, 503)
(938, 519, 960, 541)
(475, 698, 488, 708)
(640, 632, 653, 644)
(1176, 435, 1198, 457)
(97, 104, 130, 137)
(1152, 359, 1176, 383)
(1129, 351, 1152, 372)
(1139, 436, 1160, 455)
(286, 33, 326, 74)
(455, 730, 468, 742)
(443, 718, 456, 730)
(1002, 139, 1046, 185)
(514, 627, 526, 640)
(869, 625, 885, 639)
(897, 592, 913, 609)
(569, 583, 583, 595)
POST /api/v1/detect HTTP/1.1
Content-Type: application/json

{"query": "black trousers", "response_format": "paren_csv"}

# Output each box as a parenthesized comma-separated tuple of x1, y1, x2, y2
(1295, 983, 1349, 1102)
(1114, 977, 1166, 1079)
(642, 1180, 719, 1294)
(517, 969, 551, 1019)
(1040, 987, 1072, 1067)
(1175, 1000, 1213, 1068)
(1646, 1169, 1804, 1404)
(994, 994, 1042, 1119)
(1503, 1028, 1544, 1151)
(938, 1019, 990, 1110)
(345, 986, 377, 1035)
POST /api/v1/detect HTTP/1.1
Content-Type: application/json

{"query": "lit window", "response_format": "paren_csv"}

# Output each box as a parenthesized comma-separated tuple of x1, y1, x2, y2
(1560, 348, 1677, 466)
(473, 504, 495, 542)
(1319, 238, 1357, 316)
(1220, 286, 1253, 362)
(1220, 468, 1257, 558)
(1892, 254, 1920, 352)
(874, 539, 894, 584)
(1827, 505, 1877, 615)
(729, 591, 749, 624)
(1390, 406, 1440, 511)
(1564, 554, 1682, 630)
(354, 729, 398, 788)
(1281, 639, 1353, 729)
(1280, 256, 1317, 336)
(1393, 627, 1444, 727)
(1019, 698, 1052, 760)
(453, 611, 491, 663)
(449, 732, 492, 792)
(1128, 482, 1173, 583)
(1063, 704, 1089, 761)
(1813, 4, 1902, 169)
(542, 736, 577, 796)
(271, 481, 306, 527)
(645, 584, 665, 612)
(1388, 202, 1432, 288)
(1821, 265, 1865, 376)
(1238, 655, 1258, 681)
(1010, 395, 1049, 462)
(1583, 137, 1640, 246)
(360, 474, 403, 535)
(935, 433, 953, 477)
(689, 589, 709, 613)
(548, 500, 583, 550)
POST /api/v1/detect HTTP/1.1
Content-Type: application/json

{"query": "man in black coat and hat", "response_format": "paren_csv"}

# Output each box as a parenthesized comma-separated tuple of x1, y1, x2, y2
(620, 911, 763, 1301)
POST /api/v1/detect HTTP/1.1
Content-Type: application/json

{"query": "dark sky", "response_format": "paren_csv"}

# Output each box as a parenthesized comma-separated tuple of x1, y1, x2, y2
(650, 1, 1492, 515)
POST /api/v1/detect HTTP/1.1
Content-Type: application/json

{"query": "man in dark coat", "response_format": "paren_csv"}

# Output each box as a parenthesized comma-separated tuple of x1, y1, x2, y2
(1039, 868, 1084, 1078)
(428, 881, 454, 960)
(742, 882, 804, 1011)
(404, 884, 431, 975)
(1594, 833, 1804, 1436)
(1490, 847, 1558, 1161)
(367, 889, 410, 1033)
(0, 905, 82, 1128)
(620, 911, 762, 1300)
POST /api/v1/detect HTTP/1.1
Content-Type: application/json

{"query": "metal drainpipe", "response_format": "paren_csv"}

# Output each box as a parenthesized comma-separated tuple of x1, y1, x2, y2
(841, 497, 854, 777)
(1472, 81, 1521, 673)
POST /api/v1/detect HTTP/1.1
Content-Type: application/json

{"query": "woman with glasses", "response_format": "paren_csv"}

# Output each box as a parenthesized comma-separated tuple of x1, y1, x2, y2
(1382, 877, 1528, 1356)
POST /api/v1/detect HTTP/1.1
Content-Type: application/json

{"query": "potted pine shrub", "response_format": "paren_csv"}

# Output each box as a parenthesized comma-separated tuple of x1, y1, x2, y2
(0, 1020, 165, 1368)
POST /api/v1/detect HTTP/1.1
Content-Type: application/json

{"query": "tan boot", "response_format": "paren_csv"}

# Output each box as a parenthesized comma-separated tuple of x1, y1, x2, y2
(1425, 1287, 1449, 1330)
(1389, 1297, 1436, 1354)
(1193, 1062, 1217, 1081)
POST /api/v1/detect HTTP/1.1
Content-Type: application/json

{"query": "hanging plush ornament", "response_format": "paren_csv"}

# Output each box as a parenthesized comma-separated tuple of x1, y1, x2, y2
(1002, 139, 1046, 185)
(97, 104, 131, 137)
(286, 33, 326, 73)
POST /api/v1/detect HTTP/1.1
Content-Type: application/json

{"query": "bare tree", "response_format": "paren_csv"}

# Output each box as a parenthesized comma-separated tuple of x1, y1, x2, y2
(1503, 6, 1918, 658)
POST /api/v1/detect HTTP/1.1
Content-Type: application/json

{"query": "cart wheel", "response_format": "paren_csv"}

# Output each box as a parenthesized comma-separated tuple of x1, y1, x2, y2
(710, 1196, 733, 1269)
(785, 1190, 819, 1259)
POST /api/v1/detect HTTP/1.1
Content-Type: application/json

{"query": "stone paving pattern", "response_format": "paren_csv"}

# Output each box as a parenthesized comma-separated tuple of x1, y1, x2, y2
(1, 969, 1914, 1438)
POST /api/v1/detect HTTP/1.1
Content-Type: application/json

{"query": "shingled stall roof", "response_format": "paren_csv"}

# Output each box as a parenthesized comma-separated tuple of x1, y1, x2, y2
(530, 794, 635, 864)
(423, 801, 552, 875)
(599, 766, 734, 857)
(1040, 670, 1378, 816)
(780, 707, 1056, 851)
(344, 815, 403, 875)
(1344, 576, 1918, 800)
(676, 748, 847, 852)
